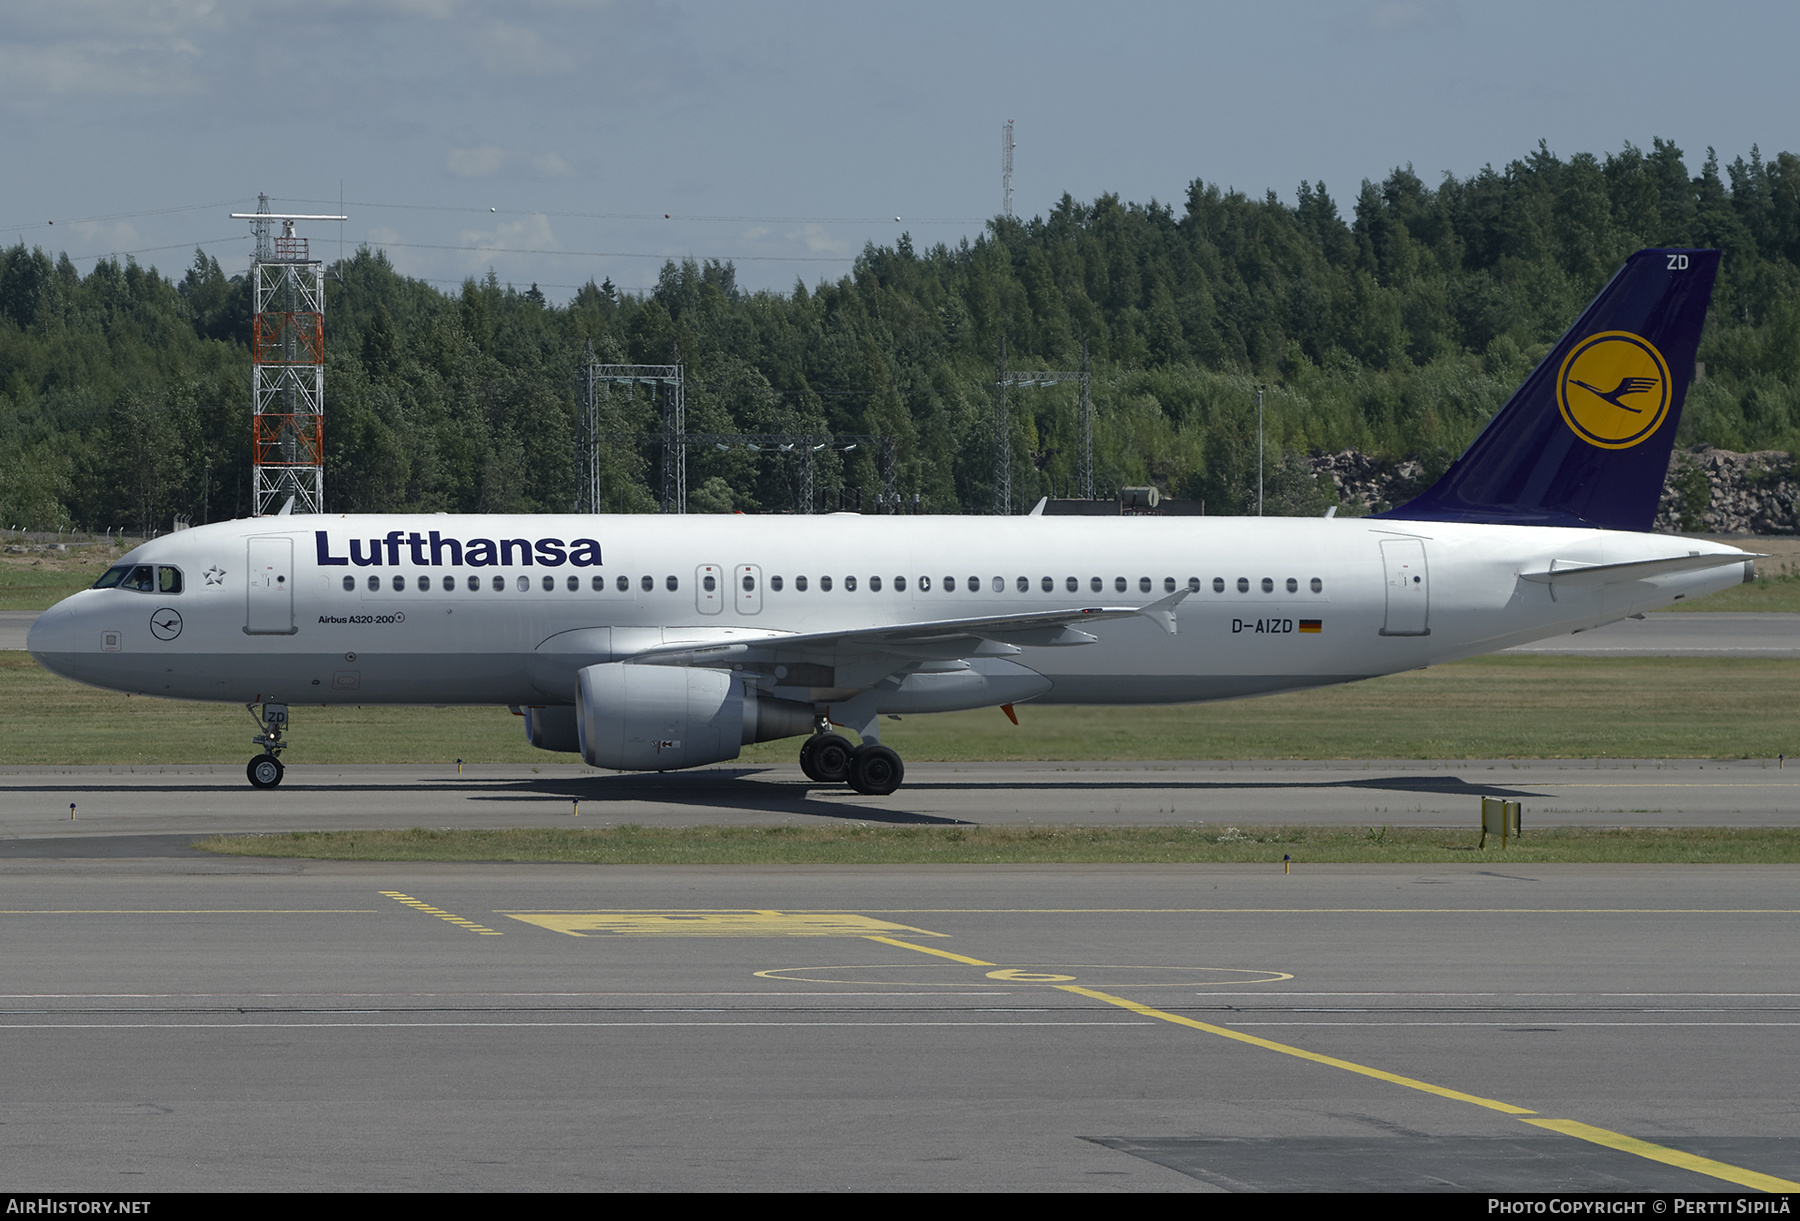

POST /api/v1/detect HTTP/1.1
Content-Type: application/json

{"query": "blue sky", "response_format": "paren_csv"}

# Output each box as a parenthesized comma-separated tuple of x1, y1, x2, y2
(2, 1, 1793, 298)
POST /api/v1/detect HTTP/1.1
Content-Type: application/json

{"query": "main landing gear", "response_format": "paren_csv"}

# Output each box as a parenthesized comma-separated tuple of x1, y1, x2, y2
(246, 702, 289, 790)
(798, 718, 905, 796)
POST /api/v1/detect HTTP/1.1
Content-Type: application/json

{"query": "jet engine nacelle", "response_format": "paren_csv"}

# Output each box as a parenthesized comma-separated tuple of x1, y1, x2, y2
(575, 662, 814, 771)
(522, 705, 581, 753)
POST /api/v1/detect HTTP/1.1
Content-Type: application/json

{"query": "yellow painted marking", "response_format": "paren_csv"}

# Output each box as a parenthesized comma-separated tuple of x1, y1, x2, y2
(838, 922, 1800, 1190)
(986, 969, 1077, 982)
(862, 936, 994, 965)
(1522, 1119, 1800, 1193)
(1058, 984, 1535, 1114)
(379, 891, 502, 936)
(505, 911, 946, 938)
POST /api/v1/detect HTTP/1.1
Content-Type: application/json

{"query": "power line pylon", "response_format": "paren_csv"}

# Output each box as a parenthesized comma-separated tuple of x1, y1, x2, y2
(995, 345, 1093, 513)
(232, 196, 345, 516)
(575, 354, 685, 513)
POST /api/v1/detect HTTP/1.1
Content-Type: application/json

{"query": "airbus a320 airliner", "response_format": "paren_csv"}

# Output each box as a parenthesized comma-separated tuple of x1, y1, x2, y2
(29, 249, 1753, 794)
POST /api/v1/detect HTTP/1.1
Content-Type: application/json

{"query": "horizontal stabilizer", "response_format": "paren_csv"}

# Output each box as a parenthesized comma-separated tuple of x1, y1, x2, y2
(1518, 552, 1759, 587)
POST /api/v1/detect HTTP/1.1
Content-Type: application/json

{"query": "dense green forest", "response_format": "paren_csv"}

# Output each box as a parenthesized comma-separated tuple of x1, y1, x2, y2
(4, 138, 1800, 534)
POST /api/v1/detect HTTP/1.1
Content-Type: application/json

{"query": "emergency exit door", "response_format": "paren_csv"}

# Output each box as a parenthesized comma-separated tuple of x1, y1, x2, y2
(1379, 537, 1430, 636)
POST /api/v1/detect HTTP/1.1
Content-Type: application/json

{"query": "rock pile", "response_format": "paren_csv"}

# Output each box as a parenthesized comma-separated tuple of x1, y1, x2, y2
(1305, 445, 1799, 535)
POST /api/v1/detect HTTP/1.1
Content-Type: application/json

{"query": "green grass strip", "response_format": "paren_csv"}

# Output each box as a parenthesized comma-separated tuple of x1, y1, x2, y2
(8, 653, 1800, 764)
(192, 824, 1800, 866)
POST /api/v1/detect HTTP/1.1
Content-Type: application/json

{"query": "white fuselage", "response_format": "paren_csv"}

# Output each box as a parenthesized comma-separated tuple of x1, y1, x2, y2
(28, 512, 1750, 712)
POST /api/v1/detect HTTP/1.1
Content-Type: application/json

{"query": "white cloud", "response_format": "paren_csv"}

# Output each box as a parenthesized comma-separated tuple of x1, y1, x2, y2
(454, 214, 558, 270)
(739, 226, 772, 242)
(786, 224, 853, 257)
(1344, 1, 1463, 37)
(532, 151, 574, 178)
(71, 220, 141, 253)
(446, 144, 509, 178)
(0, 36, 204, 100)
(463, 19, 576, 74)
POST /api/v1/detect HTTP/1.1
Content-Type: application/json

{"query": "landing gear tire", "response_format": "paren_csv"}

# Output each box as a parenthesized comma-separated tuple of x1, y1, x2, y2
(801, 733, 855, 784)
(247, 755, 285, 790)
(847, 743, 904, 796)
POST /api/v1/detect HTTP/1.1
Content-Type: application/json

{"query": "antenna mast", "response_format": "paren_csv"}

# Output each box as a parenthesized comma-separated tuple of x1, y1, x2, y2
(1002, 119, 1015, 218)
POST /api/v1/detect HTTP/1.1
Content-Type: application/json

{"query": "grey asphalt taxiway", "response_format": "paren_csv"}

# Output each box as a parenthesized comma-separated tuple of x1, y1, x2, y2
(0, 758, 1793, 849)
(5, 613, 1800, 1191)
(3, 860, 1798, 1192)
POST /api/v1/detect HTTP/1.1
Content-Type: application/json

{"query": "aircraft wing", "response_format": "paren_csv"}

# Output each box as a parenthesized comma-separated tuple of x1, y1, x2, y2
(636, 588, 1190, 670)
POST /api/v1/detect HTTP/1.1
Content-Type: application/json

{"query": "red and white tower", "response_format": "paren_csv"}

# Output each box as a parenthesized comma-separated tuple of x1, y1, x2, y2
(232, 196, 345, 515)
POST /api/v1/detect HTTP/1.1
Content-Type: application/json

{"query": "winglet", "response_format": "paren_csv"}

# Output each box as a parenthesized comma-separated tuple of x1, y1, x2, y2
(1139, 588, 1190, 635)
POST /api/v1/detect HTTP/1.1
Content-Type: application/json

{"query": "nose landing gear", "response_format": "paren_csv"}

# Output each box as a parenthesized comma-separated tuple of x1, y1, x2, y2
(246, 702, 289, 789)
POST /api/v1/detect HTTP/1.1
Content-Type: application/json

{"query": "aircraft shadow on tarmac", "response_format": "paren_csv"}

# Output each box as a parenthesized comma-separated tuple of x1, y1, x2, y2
(0, 769, 1544, 829)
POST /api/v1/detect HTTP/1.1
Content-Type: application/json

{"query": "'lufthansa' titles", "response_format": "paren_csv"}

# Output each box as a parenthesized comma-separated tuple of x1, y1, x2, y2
(315, 531, 602, 568)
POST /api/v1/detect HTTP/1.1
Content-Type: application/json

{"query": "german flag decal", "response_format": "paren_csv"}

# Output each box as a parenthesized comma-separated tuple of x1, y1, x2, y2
(1299, 620, 1322, 634)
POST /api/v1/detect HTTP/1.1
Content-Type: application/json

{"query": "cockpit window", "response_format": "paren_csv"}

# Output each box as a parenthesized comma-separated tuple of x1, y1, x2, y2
(95, 564, 179, 593)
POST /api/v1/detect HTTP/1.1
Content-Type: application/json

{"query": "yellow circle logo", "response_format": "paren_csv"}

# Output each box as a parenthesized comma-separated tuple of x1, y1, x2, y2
(1557, 331, 1672, 449)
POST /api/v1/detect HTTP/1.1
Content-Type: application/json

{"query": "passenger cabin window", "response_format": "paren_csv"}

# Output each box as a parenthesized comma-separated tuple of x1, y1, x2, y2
(368, 575, 381, 592)
(796, 575, 809, 591)
(821, 575, 834, 592)
(1261, 577, 1274, 593)
(1213, 578, 1225, 593)
(1311, 577, 1323, 593)
(771, 575, 784, 592)
(640, 575, 654, 592)
(1286, 577, 1298, 593)
(665, 575, 679, 592)
(342, 575, 355, 592)
(1236, 578, 1249, 593)
(470, 575, 482, 592)
(844, 575, 857, 592)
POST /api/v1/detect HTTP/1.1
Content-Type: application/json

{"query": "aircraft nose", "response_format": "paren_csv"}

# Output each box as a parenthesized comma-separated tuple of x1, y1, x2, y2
(25, 605, 74, 657)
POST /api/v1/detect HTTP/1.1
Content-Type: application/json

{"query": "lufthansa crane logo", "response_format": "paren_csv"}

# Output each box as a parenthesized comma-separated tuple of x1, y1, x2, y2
(1557, 330, 1672, 449)
(149, 608, 183, 641)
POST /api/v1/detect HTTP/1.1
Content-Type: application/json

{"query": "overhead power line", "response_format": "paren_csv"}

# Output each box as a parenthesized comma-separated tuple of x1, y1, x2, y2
(281, 197, 982, 225)
(372, 240, 854, 262)
(0, 199, 253, 236)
